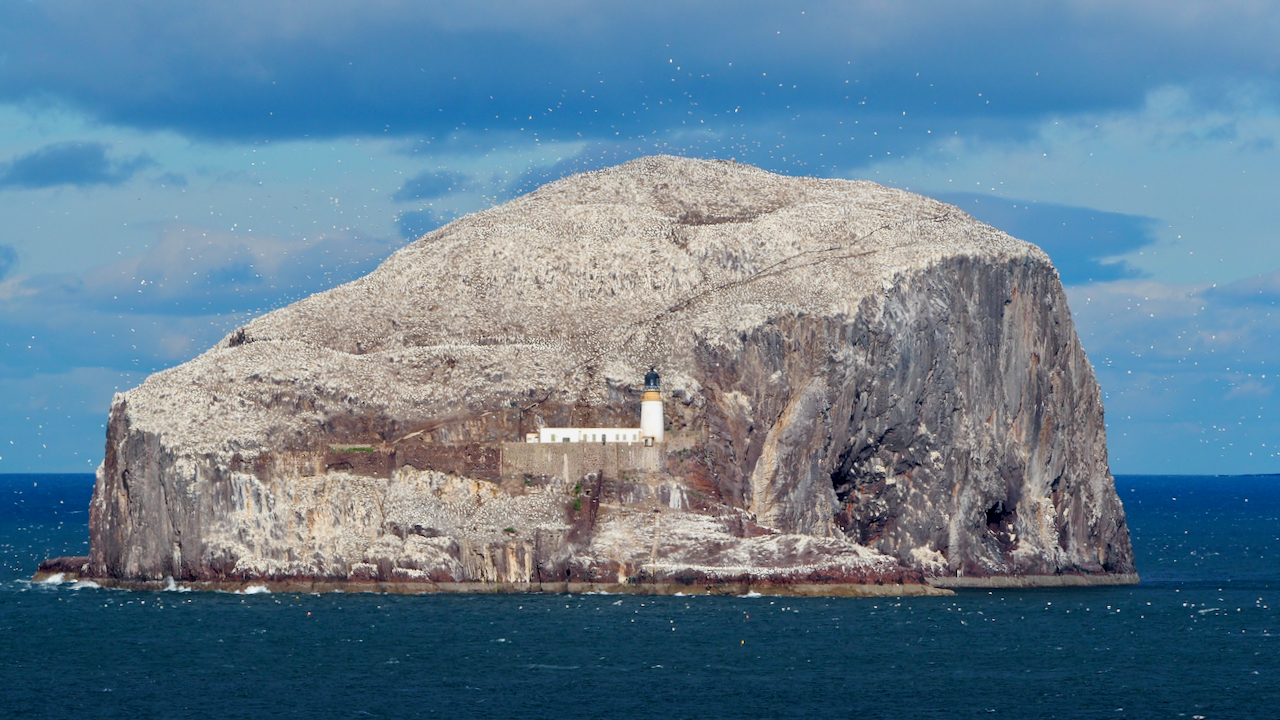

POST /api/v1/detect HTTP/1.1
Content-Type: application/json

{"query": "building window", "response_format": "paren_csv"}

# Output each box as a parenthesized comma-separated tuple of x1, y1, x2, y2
(550, 434, 556, 442)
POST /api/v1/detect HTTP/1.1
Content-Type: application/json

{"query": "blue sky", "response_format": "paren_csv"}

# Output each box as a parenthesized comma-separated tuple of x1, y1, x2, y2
(2, 0, 1279, 474)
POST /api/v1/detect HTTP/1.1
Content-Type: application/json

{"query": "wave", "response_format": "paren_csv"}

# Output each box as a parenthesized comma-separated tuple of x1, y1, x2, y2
(162, 577, 192, 593)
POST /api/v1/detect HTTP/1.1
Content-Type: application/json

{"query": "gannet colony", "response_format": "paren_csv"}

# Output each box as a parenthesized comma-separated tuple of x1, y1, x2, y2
(38, 156, 1137, 595)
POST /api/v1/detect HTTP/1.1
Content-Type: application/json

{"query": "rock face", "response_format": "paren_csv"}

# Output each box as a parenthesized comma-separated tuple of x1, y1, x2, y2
(86, 156, 1136, 592)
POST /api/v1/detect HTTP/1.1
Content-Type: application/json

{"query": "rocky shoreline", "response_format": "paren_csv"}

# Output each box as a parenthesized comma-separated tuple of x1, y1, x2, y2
(32, 561, 953, 597)
(35, 554, 1139, 596)
(928, 573, 1140, 589)
(34, 556, 1140, 595)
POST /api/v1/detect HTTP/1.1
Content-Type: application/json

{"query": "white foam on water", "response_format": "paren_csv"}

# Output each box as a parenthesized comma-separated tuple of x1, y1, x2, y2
(241, 585, 271, 595)
(37, 573, 65, 585)
(742, 591, 764, 598)
(161, 576, 191, 592)
(71, 580, 101, 590)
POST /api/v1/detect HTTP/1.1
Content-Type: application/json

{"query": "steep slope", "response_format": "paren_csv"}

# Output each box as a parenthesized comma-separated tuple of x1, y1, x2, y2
(83, 156, 1135, 593)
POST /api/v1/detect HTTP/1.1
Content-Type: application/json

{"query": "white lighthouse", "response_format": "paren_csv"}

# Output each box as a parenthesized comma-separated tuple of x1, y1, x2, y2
(640, 367, 664, 443)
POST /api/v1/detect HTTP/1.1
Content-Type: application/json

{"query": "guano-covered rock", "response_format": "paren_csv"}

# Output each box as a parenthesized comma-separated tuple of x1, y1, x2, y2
(76, 156, 1136, 594)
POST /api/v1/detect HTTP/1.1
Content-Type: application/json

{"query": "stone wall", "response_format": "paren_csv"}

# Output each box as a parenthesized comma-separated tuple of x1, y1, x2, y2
(499, 431, 702, 483)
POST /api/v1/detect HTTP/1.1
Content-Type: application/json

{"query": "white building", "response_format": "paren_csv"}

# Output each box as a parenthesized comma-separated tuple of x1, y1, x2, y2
(527, 368, 665, 444)
(534, 427, 644, 444)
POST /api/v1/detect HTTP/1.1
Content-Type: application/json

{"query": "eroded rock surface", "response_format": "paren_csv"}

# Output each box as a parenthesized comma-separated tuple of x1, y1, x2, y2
(83, 156, 1135, 593)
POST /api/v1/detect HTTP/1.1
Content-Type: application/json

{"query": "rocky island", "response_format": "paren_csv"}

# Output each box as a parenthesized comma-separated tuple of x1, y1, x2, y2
(39, 156, 1137, 595)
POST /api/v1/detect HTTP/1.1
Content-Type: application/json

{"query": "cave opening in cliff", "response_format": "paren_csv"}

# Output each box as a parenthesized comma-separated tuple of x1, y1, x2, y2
(985, 501, 1015, 531)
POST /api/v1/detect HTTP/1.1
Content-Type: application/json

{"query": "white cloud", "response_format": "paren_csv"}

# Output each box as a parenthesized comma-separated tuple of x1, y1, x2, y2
(866, 84, 1280, 286)
(1066, 274, 1280, 473)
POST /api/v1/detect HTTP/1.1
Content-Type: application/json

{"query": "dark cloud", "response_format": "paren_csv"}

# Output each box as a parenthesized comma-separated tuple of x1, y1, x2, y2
(932, 193, 1158, 285)
(0, 245, 15, 280)
(0, 141, 154, 189)
(1, 1, 1277, 156)
(392, 170, 469, 202)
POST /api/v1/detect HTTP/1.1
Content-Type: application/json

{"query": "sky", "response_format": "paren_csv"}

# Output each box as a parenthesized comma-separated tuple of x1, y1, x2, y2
(2, 0, 1279, 475)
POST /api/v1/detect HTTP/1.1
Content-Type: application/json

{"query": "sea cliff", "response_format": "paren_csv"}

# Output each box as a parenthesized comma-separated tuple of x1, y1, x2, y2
(58, 156, 1136, 594)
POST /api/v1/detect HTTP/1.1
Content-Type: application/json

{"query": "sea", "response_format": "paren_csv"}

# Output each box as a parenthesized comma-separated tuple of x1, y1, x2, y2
(1, 474, 1276, 719)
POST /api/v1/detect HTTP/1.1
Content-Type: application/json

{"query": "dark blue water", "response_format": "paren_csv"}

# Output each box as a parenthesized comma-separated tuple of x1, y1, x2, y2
(2, 474, 1277, 719)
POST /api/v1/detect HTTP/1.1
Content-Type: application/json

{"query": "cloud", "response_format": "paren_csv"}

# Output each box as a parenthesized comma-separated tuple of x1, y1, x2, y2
(395, 210, 446, 240)
(392, 170, 470, 202)
(2, 1, 1279, 150)
(1239, 136, 1276, 153)
(1200, 267, 1280, 305)
(504, 142, 648, 198)
(0, 225, 409, 375)
(0, 366, 147, 472)
(0, 245, 15, 280)
(61, 225, 406, 316)
(0, 141, 154, 189)
(1066, 274, 1280, 473)
(395, 208, 477, 240)
(931, 193, 1158, 284)
(156, 171, 188, 187)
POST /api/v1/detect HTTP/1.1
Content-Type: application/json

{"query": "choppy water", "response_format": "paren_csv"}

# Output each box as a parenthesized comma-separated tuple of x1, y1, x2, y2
(1, 473, 1277, 719)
